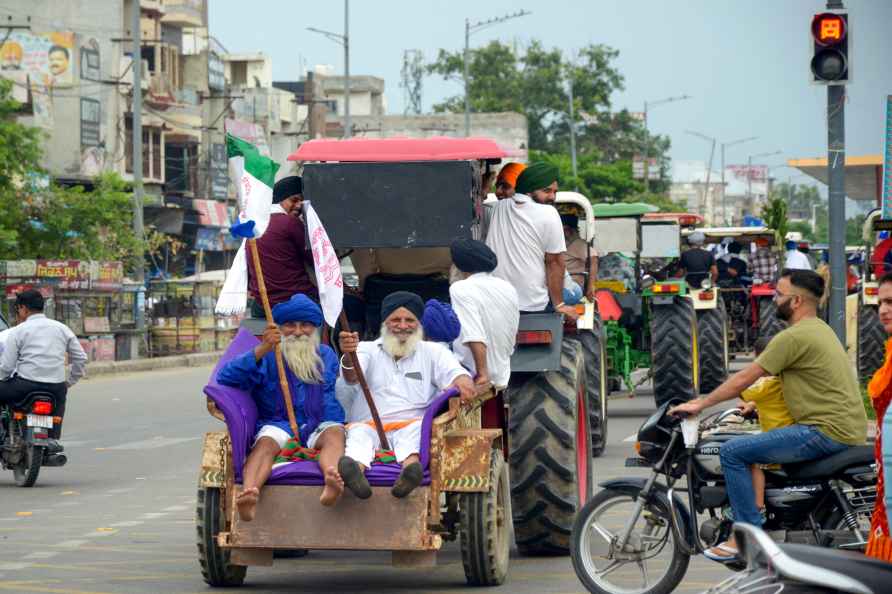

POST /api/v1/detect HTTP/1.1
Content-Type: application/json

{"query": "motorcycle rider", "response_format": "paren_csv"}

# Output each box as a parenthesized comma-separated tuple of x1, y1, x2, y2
(670, 269, 867, 561)
(0, 289, 88, 454)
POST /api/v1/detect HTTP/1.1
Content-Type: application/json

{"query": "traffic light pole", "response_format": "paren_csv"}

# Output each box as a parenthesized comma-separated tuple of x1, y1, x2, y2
(827, 82, 846, 345)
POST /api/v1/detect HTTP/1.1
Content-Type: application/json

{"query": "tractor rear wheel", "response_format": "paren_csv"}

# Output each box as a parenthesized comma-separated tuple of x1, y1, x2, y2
(758, 298, 786, 341)
(572, 326, 608, 458)
(507, 338, 592, 555)
(697, 306, 729, 394)
(651, 297, 699, 408)
(858, 304, 885, 382)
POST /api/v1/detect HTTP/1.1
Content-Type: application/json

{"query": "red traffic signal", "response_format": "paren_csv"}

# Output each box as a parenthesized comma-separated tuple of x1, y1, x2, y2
(812, 13, 846, 46)
(810, 12, 849, 84)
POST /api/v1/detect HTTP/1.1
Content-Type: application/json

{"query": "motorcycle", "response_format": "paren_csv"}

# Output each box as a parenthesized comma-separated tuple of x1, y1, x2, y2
(570, 401, 877, 594)
(0, 391, 67, 487)
(703, 522, 892, 594)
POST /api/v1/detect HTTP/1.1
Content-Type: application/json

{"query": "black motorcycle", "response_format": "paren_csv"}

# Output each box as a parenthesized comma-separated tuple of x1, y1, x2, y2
(0, 391, 67, 487)
(570, 401, 876, 594)
(703, 522, 892, 594)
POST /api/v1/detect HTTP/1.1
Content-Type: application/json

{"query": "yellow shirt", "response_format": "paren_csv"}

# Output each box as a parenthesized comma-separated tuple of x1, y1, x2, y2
(740, 376, 795, 432)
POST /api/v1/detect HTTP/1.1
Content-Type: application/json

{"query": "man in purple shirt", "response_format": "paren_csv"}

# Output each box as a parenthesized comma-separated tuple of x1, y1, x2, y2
(247, 176, 318, 318)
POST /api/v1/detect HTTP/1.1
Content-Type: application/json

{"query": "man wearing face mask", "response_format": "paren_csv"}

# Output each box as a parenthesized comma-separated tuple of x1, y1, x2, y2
(670, 269, 866, 560)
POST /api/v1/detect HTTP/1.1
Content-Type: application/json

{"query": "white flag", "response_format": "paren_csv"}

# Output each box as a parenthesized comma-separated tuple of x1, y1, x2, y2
(305, 201, 343, 327)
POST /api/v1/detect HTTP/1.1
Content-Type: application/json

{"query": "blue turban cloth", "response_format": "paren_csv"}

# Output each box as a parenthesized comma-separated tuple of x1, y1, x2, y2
(272, 293, 323, 326)
(422, 299, 461, 343)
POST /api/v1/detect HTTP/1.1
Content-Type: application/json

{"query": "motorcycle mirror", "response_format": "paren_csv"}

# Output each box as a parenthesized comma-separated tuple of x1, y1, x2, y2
(641, 275, 656, 290)
(700, 279, 713, 290)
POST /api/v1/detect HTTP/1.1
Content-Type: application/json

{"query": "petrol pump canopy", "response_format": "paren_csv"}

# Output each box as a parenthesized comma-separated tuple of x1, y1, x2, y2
(289, 137, 517, 162)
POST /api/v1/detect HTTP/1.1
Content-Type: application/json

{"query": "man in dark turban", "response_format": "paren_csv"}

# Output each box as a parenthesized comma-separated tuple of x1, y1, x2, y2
(246, 175, 317, 317)
(422, 299, 461, 344)
(337, 291, 475, 500)
(449, 239, 519, 390)
(217, 293, 345, 516)
(515, 161, 560, 204)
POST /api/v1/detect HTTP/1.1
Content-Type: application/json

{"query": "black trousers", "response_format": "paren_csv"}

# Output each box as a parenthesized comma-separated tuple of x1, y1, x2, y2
(0, 377, 67, 439)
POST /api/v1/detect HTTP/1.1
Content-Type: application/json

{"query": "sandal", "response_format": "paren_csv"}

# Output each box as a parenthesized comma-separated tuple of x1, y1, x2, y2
(391, 462, 423, 498)
(703, 543, 739, 562)
(337, 456, 372, 500)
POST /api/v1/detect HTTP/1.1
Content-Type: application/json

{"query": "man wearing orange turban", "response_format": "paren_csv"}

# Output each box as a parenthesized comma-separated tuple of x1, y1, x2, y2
(495, 163, 525, 199)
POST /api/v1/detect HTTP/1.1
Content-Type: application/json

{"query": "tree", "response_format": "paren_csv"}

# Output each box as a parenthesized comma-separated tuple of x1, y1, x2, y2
(426, 40, 671, 170)
(760, 196, 789, 248)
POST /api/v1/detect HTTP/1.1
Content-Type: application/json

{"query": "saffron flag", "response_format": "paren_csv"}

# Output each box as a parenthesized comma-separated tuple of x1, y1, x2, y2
(215, 133, 280, 315)
(304, 201, 343, 327)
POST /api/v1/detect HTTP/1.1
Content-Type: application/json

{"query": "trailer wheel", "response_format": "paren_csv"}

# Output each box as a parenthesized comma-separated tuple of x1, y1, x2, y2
(460, 449, 510, 586)
(697, 306, 729, 394)
(858, 304, 885, 382)
(651, 297, 699, 408)
(197, 486, 246, 587)
(507, 338, 592, 555)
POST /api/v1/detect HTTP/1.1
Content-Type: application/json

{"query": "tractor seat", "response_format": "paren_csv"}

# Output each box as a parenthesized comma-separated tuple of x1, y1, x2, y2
(783, 446, 874, 481)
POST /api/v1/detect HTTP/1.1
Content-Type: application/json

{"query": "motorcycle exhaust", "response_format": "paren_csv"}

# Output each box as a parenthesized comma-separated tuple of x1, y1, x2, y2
(43, 453, 67, 467)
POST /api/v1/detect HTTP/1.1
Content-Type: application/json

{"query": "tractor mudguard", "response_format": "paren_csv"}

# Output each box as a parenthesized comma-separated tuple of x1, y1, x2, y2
(510, 312, 564, 373)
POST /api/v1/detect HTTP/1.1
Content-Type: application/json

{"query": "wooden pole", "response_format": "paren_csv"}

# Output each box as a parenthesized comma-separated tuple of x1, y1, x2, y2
(247, 238, 301, 441)
(338, 310, 390, 451)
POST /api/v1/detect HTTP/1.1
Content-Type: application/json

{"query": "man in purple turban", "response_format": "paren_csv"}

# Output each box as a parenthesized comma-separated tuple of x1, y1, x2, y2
(217, 293, 345, 518)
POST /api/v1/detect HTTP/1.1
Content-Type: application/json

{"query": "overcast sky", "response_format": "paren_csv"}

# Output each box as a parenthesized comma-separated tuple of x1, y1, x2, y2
(210, 0, 891, 184)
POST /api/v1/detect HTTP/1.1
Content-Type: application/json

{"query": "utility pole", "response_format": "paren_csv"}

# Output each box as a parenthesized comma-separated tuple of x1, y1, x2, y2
(720, 136, 758, 225)
(463, 10, 531, 136)
(642, 94, 690, 191)
(343, 0, 351, 138)
(568, 75, 578, 191)
(827, 66, 847, 344)
(131, 0, 145, 328)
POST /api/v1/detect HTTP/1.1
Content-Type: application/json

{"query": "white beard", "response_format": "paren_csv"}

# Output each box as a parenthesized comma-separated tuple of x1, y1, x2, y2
(380, 324, 423, 360)
(281, 333, 323, 384)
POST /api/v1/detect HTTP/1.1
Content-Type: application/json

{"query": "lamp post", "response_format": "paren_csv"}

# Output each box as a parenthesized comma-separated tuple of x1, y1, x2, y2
(463, 10, 531, 136)
(719, 136, 758, 224)
(642, 94, 690, 191)
(746, 150, 783, 215)
(307, 0, 351, 138)
(685, 130, 718, 222)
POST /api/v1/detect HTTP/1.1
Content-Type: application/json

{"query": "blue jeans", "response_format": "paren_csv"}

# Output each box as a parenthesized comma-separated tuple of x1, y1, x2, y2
(720, 424, 849, 526)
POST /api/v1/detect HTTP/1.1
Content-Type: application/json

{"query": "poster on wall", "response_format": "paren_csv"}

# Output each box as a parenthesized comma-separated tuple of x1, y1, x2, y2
(210, 142, 229, 199)
(0, 31, 75, 88)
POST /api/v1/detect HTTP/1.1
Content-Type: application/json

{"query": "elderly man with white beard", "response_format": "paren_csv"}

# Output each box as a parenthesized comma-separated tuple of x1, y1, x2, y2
(337, 291, 476, 499)
(217, 293, 345, 519)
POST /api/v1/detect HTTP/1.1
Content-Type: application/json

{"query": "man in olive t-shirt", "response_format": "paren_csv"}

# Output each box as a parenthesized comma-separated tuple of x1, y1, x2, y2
(670, 269, 866, 560)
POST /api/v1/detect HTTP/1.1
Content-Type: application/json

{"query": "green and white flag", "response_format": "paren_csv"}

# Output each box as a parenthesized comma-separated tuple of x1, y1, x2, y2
(215, 133, 280, 315)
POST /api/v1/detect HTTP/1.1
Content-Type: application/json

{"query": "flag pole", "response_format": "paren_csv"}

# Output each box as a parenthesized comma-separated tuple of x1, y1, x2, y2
(338, 311, 390, 451)
(247, 238, 301, 441)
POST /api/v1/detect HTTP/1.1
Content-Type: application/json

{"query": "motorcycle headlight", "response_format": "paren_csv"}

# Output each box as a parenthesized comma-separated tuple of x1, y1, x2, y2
(700, 279, 713, 290)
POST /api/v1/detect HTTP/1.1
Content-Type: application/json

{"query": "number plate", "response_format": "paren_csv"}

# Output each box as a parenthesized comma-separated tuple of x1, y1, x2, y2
(26, 414, 53, 429)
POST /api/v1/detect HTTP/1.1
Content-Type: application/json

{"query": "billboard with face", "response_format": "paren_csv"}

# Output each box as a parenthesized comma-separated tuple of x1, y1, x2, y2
(0, 31, 75, 87)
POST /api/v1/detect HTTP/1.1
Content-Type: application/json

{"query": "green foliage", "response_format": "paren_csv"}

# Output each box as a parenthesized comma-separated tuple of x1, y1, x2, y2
(426, 39, 671, 171)
(760, 196, 789, 247)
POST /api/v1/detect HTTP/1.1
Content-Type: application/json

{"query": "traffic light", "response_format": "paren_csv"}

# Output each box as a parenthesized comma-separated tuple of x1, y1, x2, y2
(810, 12, 849, 84)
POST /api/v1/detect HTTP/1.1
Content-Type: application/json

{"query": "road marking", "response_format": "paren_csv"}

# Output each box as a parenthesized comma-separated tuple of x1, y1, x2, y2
(60, 491, 78, 496)
(108, 520, 143, 527)
(140, 512, 167, 519)
(22, 552, 59, 560)
(16, 511, 33, 517)
(55, 539, 88, 548)
(161, 505, 188, 511)
(0, 562, 31, 570)
(104, 436, 200, 450)
(105, 488, 134, 494)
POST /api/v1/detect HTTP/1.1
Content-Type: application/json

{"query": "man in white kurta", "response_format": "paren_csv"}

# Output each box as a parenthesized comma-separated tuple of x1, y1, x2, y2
(337, 291, 475, 499)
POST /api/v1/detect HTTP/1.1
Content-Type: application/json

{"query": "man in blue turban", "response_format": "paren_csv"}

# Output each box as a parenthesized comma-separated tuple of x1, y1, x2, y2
(217, 293, 345, 518)
(422, 299, 461, 344)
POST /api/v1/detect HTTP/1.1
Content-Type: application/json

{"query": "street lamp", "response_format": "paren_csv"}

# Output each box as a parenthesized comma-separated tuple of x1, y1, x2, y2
(719, 136, 758, 225)
(307, 0, 351, 138)
(685, 130, 717, 222)
(642, 94, 691, 191)
(746, 150, 783, 214)
(464, 10, 531, 136)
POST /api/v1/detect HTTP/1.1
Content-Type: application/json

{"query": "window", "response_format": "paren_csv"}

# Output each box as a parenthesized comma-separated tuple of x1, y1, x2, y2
(125, 118, 164, 181)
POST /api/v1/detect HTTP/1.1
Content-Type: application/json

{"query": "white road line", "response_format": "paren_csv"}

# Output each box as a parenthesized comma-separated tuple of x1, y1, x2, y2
(22, 551, 59, 560)
(104, 436, 200, 450)
(109, 520, 144, 527)
(82, 531, 117, 538)
(162, 505, 188, 511)
(0, 562, 32, 570)
(140, 512, 168, 519)
(105, 488, 135, 494)
(55, 539, 89, 548)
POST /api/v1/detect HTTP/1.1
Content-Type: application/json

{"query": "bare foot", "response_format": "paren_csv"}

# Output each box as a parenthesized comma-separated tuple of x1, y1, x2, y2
(320, 466, 344, 506)
(236, 487, 260, 522)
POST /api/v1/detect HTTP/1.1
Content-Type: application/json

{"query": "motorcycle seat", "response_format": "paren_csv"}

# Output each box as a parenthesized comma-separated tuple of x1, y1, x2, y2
(778, 542, 892, 594)
(783, 445, 874, 480)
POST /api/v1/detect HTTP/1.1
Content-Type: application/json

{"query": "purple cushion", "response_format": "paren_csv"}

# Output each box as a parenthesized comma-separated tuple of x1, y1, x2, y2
(203, 330, 459, 487)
